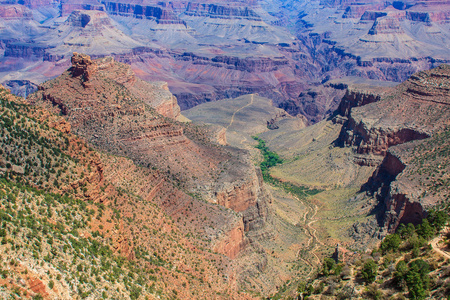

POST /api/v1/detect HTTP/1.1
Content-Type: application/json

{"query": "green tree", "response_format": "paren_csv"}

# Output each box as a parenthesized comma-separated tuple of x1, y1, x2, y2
(361, 260, 377, 284)
(427, 210, 448, 233)
(380, 233, 401, 254)
(416, 219, 434, 240)
(393, 260, 408, 288)
(398, 223, 415, 239)
(405, 259, 430, 300)
(322, 257, 336, 276)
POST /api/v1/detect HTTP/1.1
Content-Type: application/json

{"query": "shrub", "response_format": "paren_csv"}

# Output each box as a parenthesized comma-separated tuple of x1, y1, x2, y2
(322, 257, 336, 276)
(380, 233, 401, 254)
(405, 259, 430, 300)
(361, 260, 377, 284)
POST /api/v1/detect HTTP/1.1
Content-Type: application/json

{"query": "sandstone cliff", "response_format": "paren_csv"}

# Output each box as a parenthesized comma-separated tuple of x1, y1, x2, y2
(337, 65, 450, 156)
(28, 53, 272, 262)
(0, 84, 261, 298)
(337, 65, 450, 231)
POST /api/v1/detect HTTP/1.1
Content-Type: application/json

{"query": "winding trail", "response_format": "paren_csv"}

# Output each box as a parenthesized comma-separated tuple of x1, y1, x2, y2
(430, 228, 450, 260)
(226, 94, 254, 130)
(294, 195, 323, 277)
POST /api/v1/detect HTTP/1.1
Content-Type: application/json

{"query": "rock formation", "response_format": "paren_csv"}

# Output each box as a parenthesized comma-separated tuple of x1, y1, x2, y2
(336, 65, 450, 231)
(28, 53, 272, 261)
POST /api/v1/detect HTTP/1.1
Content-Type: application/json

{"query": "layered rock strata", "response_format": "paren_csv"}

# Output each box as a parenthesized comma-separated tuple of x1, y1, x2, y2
(28, 53, 271, 260)
(337, 65, 450, 230)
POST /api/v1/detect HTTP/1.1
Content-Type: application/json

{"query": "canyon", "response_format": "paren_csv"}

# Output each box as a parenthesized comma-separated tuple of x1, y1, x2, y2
(1, 0, 449, 115)
(0, 0, 449, 299)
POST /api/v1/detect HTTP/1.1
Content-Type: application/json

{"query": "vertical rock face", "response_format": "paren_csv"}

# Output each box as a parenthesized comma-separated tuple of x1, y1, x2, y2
(184, 3, 261, 20)
(28, 53, 271, 260)
(341, 123, 430, 156)
(337, 88, 383, 117)
(215, 166, 270, 232)
(103, 1, 186, 25)
(384, 192, 426, 232)
(70, 52, 97, 83)
(4, 43, 47, 58)
(213, 219, 248, 259)
(338, 65, 450, 231)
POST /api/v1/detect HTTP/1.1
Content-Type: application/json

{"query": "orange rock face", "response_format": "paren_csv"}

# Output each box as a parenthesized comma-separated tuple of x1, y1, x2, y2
(28, 53, 271, 263)
(337, 64, 450, 156)
(213, 220, 248, 259)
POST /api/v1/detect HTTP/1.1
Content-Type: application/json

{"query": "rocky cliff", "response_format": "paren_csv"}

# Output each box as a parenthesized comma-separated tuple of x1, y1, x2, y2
(103, 0, 186, 25)
(337, 65, 450, 231)
(0, 84, 263, 299)
(337, 65, 450, 156)
(28, 53, 272, 262)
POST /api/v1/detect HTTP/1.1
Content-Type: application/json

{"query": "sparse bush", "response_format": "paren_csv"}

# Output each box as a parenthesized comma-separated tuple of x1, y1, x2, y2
(361, 259, 377, 284)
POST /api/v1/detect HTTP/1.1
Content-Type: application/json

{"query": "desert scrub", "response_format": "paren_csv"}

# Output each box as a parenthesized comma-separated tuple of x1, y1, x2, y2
(0, 178, 157, 299)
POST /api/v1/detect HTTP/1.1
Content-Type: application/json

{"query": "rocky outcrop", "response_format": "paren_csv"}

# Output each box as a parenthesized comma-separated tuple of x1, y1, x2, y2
(0, 5, 33, 19)
(367, 16, 405, 35)
(336, 65, 450, 156)
(360, 10, 388, 21)
(341, 65, 450, 231)
(406, 10, 450, 23)
(215, 165, 271, 232)
(184, 3, 261, 20)
(340, 113, 430, 156)
(336, 88, 384, 117)
(70, 52, 97, 83)
(103, 1, 186, 25)
(1, 80, 38, 98)
(343, 5, 379, 19)
(61, 3, 105, 17)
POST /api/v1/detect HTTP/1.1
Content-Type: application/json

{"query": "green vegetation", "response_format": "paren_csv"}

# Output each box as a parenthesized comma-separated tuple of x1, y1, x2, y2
(252, 136, 321, 198)
(298, 209, 449, 299)
(0, 178, 155, 299)
(253, 136, 283, 177)
(360, 259, 377, 284)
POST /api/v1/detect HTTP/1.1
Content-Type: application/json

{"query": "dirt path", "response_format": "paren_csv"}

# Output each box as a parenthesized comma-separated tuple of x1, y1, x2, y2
(226, 94, 254, 130)
(430, 229, 450, 260)
(295, 195, 323, 276)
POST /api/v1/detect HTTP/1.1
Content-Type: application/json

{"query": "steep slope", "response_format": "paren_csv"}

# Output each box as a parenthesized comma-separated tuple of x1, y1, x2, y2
(28, 54, 269, 227)
(0, 85, 256, 299)
(26, 53, 299, 294)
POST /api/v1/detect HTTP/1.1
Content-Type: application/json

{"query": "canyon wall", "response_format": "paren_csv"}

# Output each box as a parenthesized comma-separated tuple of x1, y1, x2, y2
(28, 53, 272, 261)
(336, 65, 450, 231)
